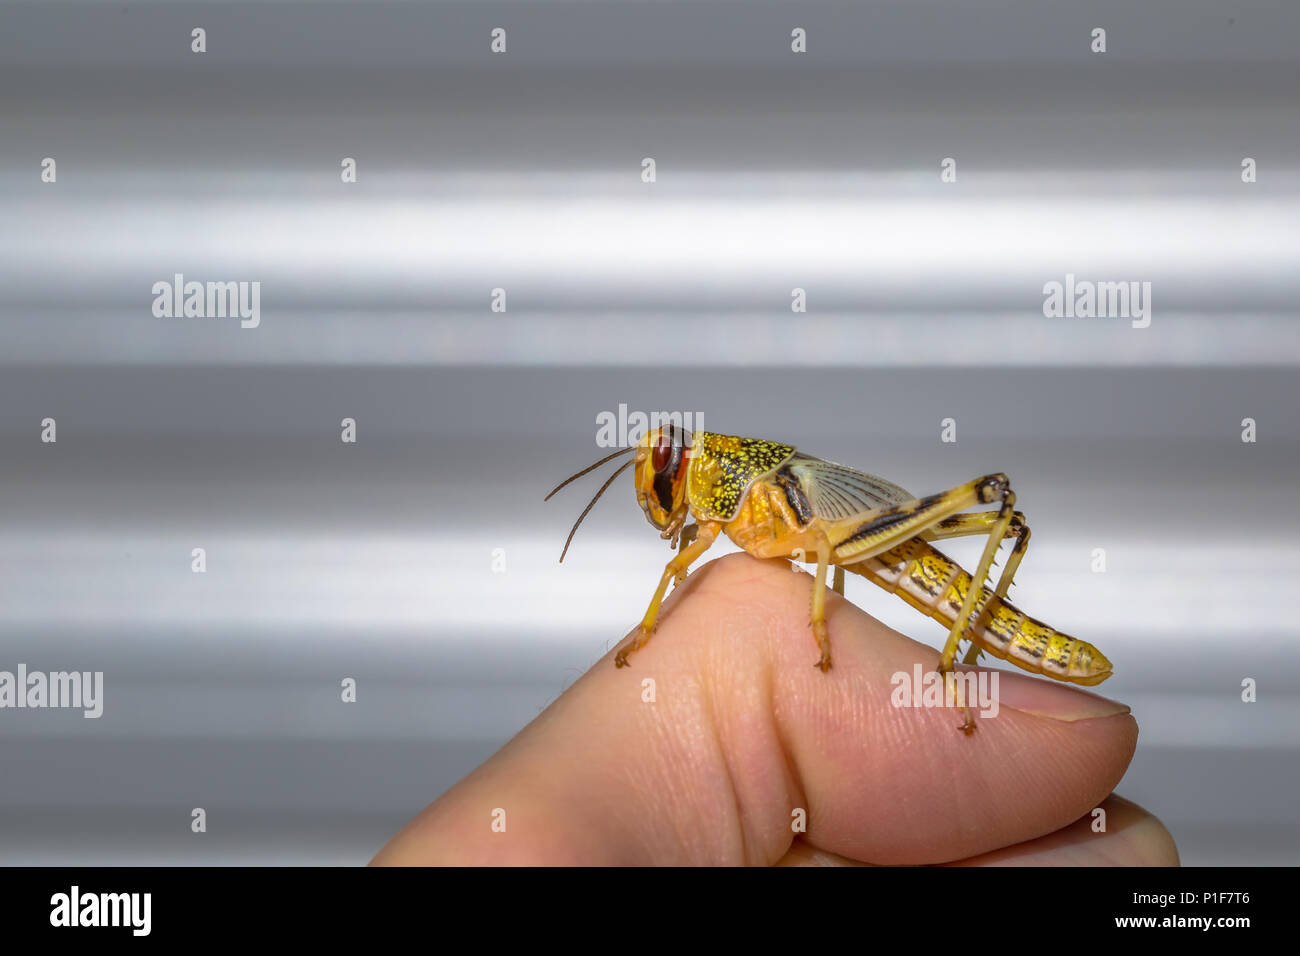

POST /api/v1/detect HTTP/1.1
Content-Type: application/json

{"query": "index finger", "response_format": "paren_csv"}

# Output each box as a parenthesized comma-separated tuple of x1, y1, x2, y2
(373, 553, 1137, 865)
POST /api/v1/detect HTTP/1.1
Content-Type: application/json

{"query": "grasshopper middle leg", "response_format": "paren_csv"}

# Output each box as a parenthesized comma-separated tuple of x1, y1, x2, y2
(810, 540, 833, 671)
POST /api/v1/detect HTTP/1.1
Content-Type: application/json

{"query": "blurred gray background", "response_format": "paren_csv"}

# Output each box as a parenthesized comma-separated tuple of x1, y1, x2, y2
(1, 0, 1297, 865)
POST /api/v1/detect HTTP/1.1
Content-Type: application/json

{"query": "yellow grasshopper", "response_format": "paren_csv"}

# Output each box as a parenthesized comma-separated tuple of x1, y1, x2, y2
(546, 425, 1112, 733)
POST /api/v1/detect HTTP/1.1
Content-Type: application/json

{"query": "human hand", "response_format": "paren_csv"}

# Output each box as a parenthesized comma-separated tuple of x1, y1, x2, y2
(372, 553, 1176, 866)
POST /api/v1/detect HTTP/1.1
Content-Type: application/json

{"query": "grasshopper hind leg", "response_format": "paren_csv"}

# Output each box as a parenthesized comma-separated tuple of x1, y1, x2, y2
(935, 487, 1021, 734)
(931, 507, 1033, 672)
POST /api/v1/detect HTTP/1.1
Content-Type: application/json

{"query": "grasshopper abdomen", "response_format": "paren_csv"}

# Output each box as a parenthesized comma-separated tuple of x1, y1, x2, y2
(850, 538, 1111, 686)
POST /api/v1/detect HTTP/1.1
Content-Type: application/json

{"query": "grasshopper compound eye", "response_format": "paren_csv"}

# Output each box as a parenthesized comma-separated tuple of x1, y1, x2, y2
(651, 424, 680, 472)
(652, 438, 673, 472)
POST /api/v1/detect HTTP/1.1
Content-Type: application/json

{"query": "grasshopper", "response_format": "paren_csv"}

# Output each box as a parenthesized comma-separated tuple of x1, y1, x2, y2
(546, 425, 1112, 733)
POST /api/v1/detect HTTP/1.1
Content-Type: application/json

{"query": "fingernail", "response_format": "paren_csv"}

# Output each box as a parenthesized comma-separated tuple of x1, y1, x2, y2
(991, 668, 1131, 723)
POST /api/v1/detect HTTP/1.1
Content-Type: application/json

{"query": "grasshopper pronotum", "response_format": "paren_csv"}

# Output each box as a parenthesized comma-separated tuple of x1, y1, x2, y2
(547, 425, 1112, 733)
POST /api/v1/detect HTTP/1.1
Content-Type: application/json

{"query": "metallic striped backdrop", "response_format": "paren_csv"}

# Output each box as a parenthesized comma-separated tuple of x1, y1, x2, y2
(1, 1, 1297, 864)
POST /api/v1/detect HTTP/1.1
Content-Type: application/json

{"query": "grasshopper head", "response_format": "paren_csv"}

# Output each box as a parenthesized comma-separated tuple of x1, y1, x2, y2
(545, 425, 694, 562)
(635, 424, 692, 532)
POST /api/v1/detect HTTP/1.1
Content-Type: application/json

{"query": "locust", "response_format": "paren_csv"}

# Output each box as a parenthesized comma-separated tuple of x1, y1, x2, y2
(546, 425, 1112, 733)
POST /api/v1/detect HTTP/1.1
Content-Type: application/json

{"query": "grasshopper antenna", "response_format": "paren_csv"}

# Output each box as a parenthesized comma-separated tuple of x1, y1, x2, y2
(556, 459, 635, 562)
(544, 446, 635, 501)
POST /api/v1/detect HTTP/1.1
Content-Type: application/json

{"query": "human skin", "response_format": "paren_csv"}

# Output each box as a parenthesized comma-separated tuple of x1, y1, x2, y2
(372, 553, 1177, 866)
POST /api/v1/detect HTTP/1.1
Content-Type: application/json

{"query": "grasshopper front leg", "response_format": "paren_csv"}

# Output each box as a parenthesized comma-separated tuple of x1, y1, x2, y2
(671, 522, 700, 589)
(615, 520, 721, 667)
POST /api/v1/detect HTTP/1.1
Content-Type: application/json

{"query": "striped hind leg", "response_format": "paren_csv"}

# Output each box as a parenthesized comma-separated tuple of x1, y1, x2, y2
(929, 485, 1020, 733)
(825, 473, 1017, 733)
(923, 510, 1032, 664)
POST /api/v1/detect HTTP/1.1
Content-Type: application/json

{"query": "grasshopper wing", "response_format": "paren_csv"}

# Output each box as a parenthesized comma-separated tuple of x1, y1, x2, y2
(783, 453, 914, 521)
